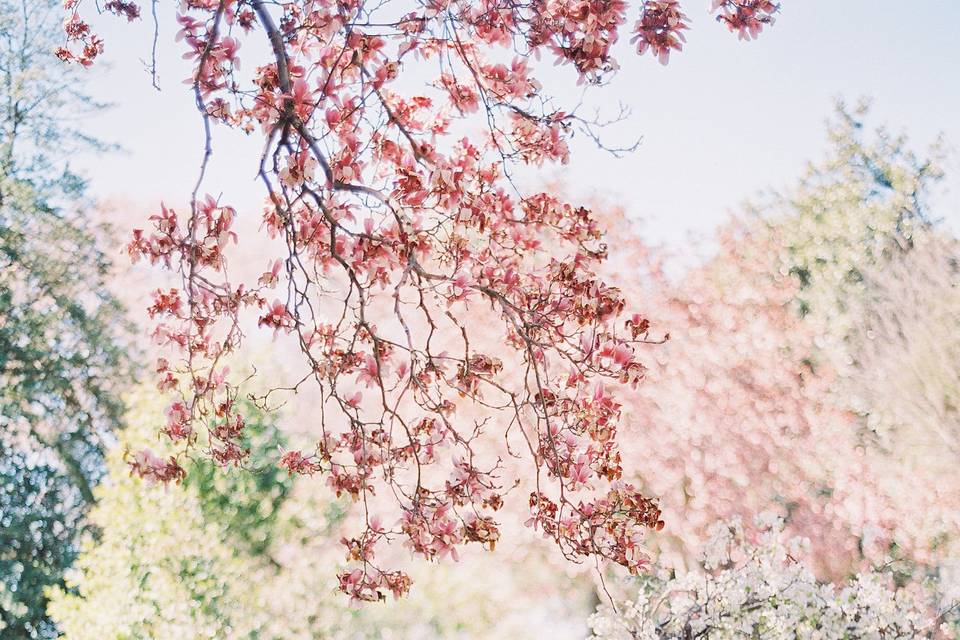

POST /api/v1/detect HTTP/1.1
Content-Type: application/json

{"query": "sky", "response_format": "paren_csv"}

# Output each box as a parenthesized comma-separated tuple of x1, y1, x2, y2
(78, 0, 960, 249)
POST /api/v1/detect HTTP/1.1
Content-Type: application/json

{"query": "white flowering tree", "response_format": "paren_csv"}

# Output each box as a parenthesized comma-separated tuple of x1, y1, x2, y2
(589, 516, 959, 640)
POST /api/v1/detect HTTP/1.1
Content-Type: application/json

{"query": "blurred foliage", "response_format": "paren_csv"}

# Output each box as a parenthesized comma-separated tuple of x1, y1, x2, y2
(187, 398, 293, 558)
(0, 444, 84, 638)
(591, 515, 960, 640)
(48, 390, 593, 639)
(0, 0, 129, 636)
(607, 101, 960, 583)
(758, 99, 944, 343)
(842, 233, 960, 465)
(46, 391, 296, 639)
(761, 103, 960, 560)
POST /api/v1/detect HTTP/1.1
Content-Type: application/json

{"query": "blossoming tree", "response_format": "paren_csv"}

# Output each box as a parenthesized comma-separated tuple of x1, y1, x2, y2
(60, 0, 783, 599)
(764, 105, 960, 567)
(589, 515, 960, 640)
(603, 208, 892, 580)
(606, 106, 960, 579)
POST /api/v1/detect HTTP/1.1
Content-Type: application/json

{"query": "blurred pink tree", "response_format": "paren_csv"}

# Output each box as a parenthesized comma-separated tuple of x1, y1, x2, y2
(607, 105, 960, 578)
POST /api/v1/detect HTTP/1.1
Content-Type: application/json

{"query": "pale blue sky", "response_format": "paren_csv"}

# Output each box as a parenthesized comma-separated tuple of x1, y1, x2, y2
(78, 0, 960, 247)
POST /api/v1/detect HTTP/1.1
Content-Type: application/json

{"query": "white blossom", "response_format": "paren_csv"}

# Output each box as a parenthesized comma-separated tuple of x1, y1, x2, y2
(590, 516, 959, 640)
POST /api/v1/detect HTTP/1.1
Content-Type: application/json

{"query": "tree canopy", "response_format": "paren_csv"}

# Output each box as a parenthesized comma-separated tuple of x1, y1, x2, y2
(0, 0, 129, 635)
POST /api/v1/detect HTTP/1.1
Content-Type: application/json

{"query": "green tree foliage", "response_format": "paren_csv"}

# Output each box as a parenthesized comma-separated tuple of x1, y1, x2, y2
(185, 397, 293, 559)
(48, 390, 593, 639)
(0, 445, 84, 638)
(47, 392, 292, 639)
(0, 0, 128, 635)
(756, 101, 952, 431)
(758, 100, 943, 331)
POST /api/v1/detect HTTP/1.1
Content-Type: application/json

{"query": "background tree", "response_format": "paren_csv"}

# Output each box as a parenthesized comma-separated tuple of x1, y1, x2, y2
(0, 0, 129, 635)
(0, 443, 85, 638)
(589, 515, 960, 640)
(756, 100, 944, 367)
(841, 232, 960, 502)
(759, 103, 960, 565)
(608, 207, 876, 579)
(47, 391, 279, 640)
(602, 105, 960, 579)
(49, 389, 596, 639)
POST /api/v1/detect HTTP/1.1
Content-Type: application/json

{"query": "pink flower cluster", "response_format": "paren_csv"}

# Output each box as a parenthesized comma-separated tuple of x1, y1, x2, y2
(710, 0, 779, 40)
(126, 449, 187, 484)
(631, 1, 689, 65)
